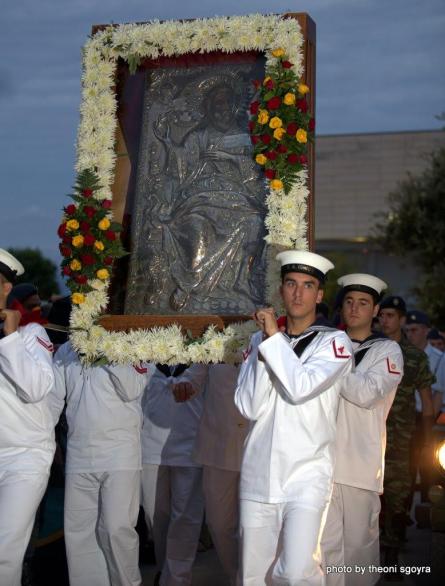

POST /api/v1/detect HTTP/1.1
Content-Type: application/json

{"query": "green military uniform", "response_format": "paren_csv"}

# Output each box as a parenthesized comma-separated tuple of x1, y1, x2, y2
(382, 335, 435, 548)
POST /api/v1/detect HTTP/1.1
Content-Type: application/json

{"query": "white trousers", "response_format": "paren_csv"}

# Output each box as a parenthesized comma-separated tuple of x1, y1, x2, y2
(240, 499, 327, 586)
(64, 470, 141, 586)
(321, 484, 380, 586)
(141, 464, 204, 586)
(203, 466, 240, 586)
(0, 471, 48, 586)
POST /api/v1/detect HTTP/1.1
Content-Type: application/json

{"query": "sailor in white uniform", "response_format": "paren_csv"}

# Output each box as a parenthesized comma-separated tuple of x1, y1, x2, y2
(235, 250, 353, 586)
(321, 274, 403, 586)
(0, 248, 55, 586)
(141, 363, 207, 586)
(52, 342, 152, 586)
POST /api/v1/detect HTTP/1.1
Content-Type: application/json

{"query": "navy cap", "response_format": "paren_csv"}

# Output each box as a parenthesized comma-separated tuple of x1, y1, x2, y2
(7, 283, 38, 306)
(406, 310, 430, 326)
(427, 328, 444, 341)
(379, 296, 407, 314)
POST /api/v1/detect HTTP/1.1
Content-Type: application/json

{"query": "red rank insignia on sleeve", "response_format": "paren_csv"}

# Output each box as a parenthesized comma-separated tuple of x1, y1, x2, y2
(386, 358, 401, 375)
(332, 339, 351, 359)
(133, 364, 148, 374)
(37, 336, 54, 353)
(242, 346, 252, 361)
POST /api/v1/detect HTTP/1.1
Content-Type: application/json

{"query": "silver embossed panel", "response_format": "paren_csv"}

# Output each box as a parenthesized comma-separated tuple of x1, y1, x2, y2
(126, 59, 267, 315)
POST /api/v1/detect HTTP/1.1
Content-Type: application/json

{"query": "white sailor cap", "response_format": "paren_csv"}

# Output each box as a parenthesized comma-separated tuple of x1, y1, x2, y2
(0, 249, 25, 283)
(276, 250, 334, 283)
(337, 273, 387, 301)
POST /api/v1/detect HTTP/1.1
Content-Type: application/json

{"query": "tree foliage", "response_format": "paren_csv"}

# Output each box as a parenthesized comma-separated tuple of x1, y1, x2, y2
(7, 247, 60, 299)
(372, 146, 445, 322)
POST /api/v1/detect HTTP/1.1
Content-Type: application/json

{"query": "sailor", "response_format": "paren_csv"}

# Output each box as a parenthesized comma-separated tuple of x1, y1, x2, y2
(140, 363, 207, 586)
(321, 274, 403, 586)
(0, 248, 55, 586)
(51, 342, 152, 586)
(193, 364, 248, 585)
(427, 328, 445, 354)
(235, 250, 353, 586)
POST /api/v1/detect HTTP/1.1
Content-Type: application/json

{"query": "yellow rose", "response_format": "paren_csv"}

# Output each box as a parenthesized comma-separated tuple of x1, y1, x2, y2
(72, 235, 84, 248)
(98, 218, 111, 230)
(263, 76, 272, 85)
(269, 116, 283, 129)
(96, 268, 110, 280)
(298, 83, 310, 95)
(94, 240, 105, 251)
(255, 154, 267, 165)
(270, 179, 284, 191)
(271, 48, 285, 58)
(296, 129, 308, 143)
(283, 92, 296, 105)
(70, 259, 82, 271)
(273, 127, 286, 141)
(257, 110, 269, 125)
(66, 219, 79, 231)
(72, 292, 85, 305)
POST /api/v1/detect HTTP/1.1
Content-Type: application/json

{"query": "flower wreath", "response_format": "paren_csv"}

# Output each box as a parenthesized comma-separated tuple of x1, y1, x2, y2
(60, 13, 312, 365)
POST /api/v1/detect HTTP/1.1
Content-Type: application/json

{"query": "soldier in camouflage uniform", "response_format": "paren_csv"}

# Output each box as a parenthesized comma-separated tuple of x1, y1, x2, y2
(378, 296, 435, 570)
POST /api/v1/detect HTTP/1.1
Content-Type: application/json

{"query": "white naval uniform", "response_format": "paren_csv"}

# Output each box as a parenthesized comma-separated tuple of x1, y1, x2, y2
(235, 326, 353, 586)
(140, 364, 207, 586)
(52, 342, 152, 586)
(193, 364, 249, 586)
(0, 323, 55, 586)
(321, 336, 403, 586)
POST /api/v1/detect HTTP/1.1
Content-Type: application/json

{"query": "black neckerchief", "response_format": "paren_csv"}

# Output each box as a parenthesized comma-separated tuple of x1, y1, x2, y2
(285, 322, 337, 358)
(352, 333, 387, 366)
(156, 364, 189, 378)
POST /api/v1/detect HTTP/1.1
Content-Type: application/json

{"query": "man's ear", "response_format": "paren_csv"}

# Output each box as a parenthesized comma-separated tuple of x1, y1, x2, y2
(400, 314, 406, 327)
(316, 288, 324, 304)
(2, 281, 12, 297)
(373, 303, 380, 319)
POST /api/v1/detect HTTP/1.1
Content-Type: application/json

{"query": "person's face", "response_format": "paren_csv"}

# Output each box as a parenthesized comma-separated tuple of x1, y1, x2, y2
(430, 338, 445, 352)
(0, 278, 12, 311)
(342, 291, 378, 331)
(379, 308, 404, 337)
(280, 272, 323, 321)
(405, 323, 428, 349)
(208, 88, 234, 132)
(22, 293, 41, 312)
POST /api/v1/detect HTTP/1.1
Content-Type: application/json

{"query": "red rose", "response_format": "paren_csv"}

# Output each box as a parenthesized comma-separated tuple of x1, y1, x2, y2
(251, 135, 260, 145)
(261, 134, 272, 144)
(65, 204, 76, 215)
(287, 153, 299, 165)
(296, 99, 308, 113)
(250, 101, 260, 115)
(277, 144, 288, 153)
(266, 96, 281, 110)
(282, 61, 293, 69)
(60, 245, 72, 257)
(75, 274, 88, 284)
(265, 169, 276, 179)
(80, 254, 95, 266)
(83, 205, 96, 219)
(105, 230, 116, 241)
(57, 223, 67, 237)
(82, 188, 93, 197)
(299, 154, 308, 165)
(264, 78, 274, 90)
(104, 256, 114, 265)
(248, 121, 255, 132)
(102, 199, 112, 209)
(80, 221, 91, 233)
(266, 150, 278, 161)
(286, 122, 298, 135)
(62, 235, 72, 244)
(62, 266, 72, 276)
(309, 118, 315, 131)
(83, 233, 95, 246)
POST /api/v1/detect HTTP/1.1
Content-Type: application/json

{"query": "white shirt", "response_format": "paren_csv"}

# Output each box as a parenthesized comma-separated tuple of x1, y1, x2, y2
(193, 364, 249, 472)
(334, 336, 403, 493)
(415, 343, 445, 411)
(52, 342, 152, 473)
(141, 364, 207, 468)
(0, 323, 55, 473)
(235, 326, 353, 507)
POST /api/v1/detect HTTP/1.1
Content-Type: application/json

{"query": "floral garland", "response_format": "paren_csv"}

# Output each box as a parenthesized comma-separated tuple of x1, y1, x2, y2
(63, 13, 310, 365)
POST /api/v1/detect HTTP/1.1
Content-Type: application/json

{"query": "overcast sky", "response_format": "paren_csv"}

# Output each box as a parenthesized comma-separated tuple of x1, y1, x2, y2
(0, 0, 444, 268)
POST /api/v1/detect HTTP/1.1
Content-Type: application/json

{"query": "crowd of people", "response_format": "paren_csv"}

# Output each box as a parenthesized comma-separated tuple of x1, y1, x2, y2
(1, 246, 444, 586)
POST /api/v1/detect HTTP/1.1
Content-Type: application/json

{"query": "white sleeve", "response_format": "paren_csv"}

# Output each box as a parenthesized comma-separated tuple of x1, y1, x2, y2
(259, 331, 353, 405)
(0, 323, 54, 403)
(234, 333, 274, 421)
(340, 342, 404, 409)
(105, 362, 154, 402)
(49, 343, 69, 424)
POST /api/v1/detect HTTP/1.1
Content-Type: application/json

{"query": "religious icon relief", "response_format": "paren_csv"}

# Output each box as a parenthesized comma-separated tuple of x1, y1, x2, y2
(126, 60, 267, 315)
